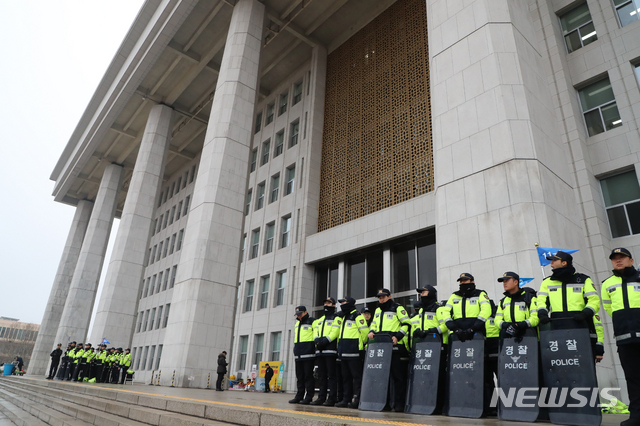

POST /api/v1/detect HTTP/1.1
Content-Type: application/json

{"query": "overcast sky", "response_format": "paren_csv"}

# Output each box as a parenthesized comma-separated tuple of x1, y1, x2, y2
(0, 1, 144, 327)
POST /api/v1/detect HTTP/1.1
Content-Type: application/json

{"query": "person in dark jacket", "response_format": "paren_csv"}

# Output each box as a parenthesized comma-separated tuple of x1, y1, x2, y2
(216, 351, 228, 391)
(264, 363, 274, 393)
(15, 356, 24, 372)
(47, 343, 63, 379)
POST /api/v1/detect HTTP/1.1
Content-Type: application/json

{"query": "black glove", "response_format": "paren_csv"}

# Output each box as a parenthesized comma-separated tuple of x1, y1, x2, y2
(424, 327, 439, 335)
(394, 332, 405, 341)
(505, 325, 518, 337)
(573, 308, 594, 322)
(447, 322, 460, 333)
(515, 321, 528, 329)
(500, 321, 511, 330)
(455, 329, 468, 342)
(538, 310, 550, 324)
(317, 337, 329, 349)
(594, 345, 605, 356)
(413, 330, 426, 339)
(314, 337, 321, 344)
(464, 329, 475, 341)
(472, 320, 484, 332)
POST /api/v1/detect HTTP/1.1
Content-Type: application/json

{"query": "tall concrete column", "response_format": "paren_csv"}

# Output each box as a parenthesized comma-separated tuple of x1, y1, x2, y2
(29, 200, 93, 375)
(159, 0, 264, 387)
(90, 105, 173, 347)
(428, 0, 588, 300)
(55, 164, 123, 344)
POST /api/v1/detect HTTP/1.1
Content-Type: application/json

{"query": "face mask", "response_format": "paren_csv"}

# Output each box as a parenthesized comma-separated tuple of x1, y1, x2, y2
(324, 305, 336, 314)
(459, 283, 475, 293)
(340, 303, 355, 314)
(421, 295, 436, 306)
(378, 299, 392, 310)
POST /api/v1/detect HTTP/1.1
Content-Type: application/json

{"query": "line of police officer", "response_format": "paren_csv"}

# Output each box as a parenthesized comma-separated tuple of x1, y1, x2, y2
(291, 247, 639, 425)
(52, 342, 132, 385)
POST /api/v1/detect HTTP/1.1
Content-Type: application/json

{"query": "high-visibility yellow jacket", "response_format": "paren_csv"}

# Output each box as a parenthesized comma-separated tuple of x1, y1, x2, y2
(314, 312, 341, 356)
(121, 353, 132, 368)
(411, 305, 449, 344)
(442, 289, 492, 332)
(293, 314, 316, 360)
(537, 273, 600, 316)
(336, 308, 368, 357)
(601, 268, 640, 345)
(74, 349, 85, 363)
(496, 289, 539, 328)
(370, 302, 411, 351)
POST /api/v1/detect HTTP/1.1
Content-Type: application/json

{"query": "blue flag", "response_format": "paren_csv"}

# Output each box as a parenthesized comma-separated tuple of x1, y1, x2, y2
(519, 278, 534, 287)
(536, 246, 579, 266)
(102, 338, 110, 344)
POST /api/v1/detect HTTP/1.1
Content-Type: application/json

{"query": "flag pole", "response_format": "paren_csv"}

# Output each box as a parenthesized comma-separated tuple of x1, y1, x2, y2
(534, 243, 546, 280)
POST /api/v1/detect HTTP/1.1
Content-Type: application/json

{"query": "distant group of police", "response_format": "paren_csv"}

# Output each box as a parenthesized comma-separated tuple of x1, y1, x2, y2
(292, 247, 640, 426)
(48, 342, 132, 384)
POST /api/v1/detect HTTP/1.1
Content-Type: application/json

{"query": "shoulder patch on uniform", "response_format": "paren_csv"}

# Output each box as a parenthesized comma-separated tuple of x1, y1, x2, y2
(400, 309, 407, 316)
(595, 315, 600, 321)
(360, 319, 365, 324)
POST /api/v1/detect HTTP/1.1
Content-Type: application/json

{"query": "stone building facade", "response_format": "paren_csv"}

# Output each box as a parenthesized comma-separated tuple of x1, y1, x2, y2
(31, 0, 640, 399)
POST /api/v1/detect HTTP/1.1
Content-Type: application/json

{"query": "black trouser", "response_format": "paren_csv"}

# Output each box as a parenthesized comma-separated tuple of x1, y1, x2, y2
(619, 343, 640, 419)
(71, 363, 81, 381)
(216, 373, 225, 390)
(294, 359, 315, 401)
(265, 375, 273, 392)
(390, 350, 408, 410)
(77, 362, 88, 381)
(119, 367, 128, 384)
(55, 361, 67, 380)
(48, 361, 59, 378)
(94, 364, 103, 382)
(340, 356, 363, 403)
(67, 362, 76, 380)
(484, 337, 499, 415)
(101, 366, 111, 383)
(111, 366, 121, 383)
(336, 358, 343, 401)
(316, 356, 338, 401)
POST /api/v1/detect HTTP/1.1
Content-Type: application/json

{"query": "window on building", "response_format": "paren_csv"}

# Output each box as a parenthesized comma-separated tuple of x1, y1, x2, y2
(157, 242, 163, 261)
(266, 103, 275, 125)
(155, 345, 163, 370)
(163, 210, 169, 229)
(315, 263, 339, 306)
(151, 245, 157, 264)
(270, 332, 282, 361)
(157, 216, 163, 234)
(149, 308, 156, 330)
(137, 311, 144, 332)
(156, 272, 163, 294)
(274, 130, 284, 157)
(143, 278, 150, 298)
(176, 177, 182, 193)
(276, 271, 286, 306)
(255, 111, 262, 134)
(289, 120, 299, 148)
(148, 345, 156, 370)
(559, 2, 597, 53)
(250, 148, 258, 172)
(158, 191, 163, 208)
(177, 229, 184, 251)
(163, 238, 169, 258)
(156, 306, 163, 329)
(635, 63, 640, 87)
(285, 165, 295, 195)
(153, 219, 158, 236)
(163, 304, 170, 327)
(170, 182, 176, 199)
(244, 280, 255, 312)
(270, 174, 280, 203)
(256, 182, 265, 210)
(163, 188, 168, 204)
(169, 233, 176, 255)
(169, 206, 176, 225)
(183, 171, 188, 189)
(245, 189, 252, 215)
(281, 215, 291, 248)
(190, 165, 196, 183)
(241, 234, 246, 262)
(150, 275, 157, 294)
(392, 232, 437, 293)
(250, 229, 260, 259)
(253, 333, 264, 366)
(614, 0, 640, 27)
(143, 310, 150, 332)
(279, 92, 288, 116)
(170, 266, 177, 288)
(293, 81, 303, 105)
(264, 222, 275, 254)
(578, 77, 622, 136)
(176, 201, 183, 221)
(261, 139, 270, 166)
(141, 347, 149, 370)
(163, 268, 170, 291)
(601, 170, 640, 238)
(183, 195, 190, 217)
(259, 275, 270, 309)
(147, 248, 152, 266)
(238, 336, 248, 370)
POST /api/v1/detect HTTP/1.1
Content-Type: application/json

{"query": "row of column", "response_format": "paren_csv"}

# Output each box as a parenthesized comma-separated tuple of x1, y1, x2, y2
(29, 0, 266, 378)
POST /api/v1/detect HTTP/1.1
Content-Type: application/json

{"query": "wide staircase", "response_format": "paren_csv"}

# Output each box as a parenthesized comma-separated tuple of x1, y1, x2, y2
(0, 376, 282, 426)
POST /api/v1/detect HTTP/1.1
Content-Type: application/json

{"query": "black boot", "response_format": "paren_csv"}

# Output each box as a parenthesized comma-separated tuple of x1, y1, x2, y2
(323, 398, 336, 406)
(348, 397, 359, 409)
(310, 398, 325, 405)
(335, 400, 349, 408)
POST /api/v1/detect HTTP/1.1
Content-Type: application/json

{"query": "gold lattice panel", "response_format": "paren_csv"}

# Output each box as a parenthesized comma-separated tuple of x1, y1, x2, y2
(318, 0, 433, 232)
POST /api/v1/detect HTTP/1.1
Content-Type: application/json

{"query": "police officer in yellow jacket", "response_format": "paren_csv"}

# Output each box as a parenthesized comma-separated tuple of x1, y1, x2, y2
(335, 297, 368, 408)
(119, 349, 132, 384)
(601, 247, 640, 425)
(312, 297, 341, 406)
(71, 343, 84, 382)
(368, 288, 411, 411)
(591, 314, 604, 363)
(537, 251, 600, 324)
(290, 306, 316, 404)
(442, 273, 492, 341)
(496, 272, 539, 335)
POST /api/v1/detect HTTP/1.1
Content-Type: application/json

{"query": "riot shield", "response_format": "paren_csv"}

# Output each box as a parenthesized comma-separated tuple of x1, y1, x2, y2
(497, 328, 539, 422)
(405, 333, 442, 414)
(539, 318, 601, 426)
(359, 336, 393, 412)
(55, 359, 68, 380)
(447, 333, 485, 418)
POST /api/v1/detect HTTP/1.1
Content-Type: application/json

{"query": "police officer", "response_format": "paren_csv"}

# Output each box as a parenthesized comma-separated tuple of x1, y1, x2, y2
(362, 307, 373, 327)
(47, 343, 62, 380)
(111, 348, 123, 383)
(79, 343, 95, 381)
(368, 288, 412, 412)
(119, 348, 132, 384)
(411, 285, 448, 414)
(95, 344, 107, 383)
(71, 343, 84, 381)
(601, 248, 640, 426)
(102, 348, 115, 383)
(290, 306, 316, 404)
(442, 273, 491, 340)
(335, 297, 368, 408)
(537, 251, 600, 324)
(496, 272, 539, 337)
(312, 297, 341, 406)
(485, 299, 501, 416)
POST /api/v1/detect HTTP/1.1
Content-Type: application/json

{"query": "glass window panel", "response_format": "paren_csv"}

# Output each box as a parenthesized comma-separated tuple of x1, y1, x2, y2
(417, 236, 437, 288)
(626, 201, 640, 234)
(315, 267, 328, 306)
(602, 103, 622, 131)
(579, 78, 615, 111)
(635, 64, 640, 85)
(617, 1, 640, 27)
(613, 0, 630, 6)
(328, 264, 339, 300)
(560, 3, 592, 32)
(601, 171, 640, 206)
(607, 206, 631, 238)
(564, 31, 582, 53)
(584, 109, 604, 136)
(366, 251, 384, 297)
(394, 295, 417, 314)
(393, 241, 416, 293)
(346, 255, 366, 300)
(579, 21, 597, 46)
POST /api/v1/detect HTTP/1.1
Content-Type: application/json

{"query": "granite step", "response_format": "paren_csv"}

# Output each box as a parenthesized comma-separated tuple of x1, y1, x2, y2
(0, 397, 50, 426)
(0, 384, 89, 426)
